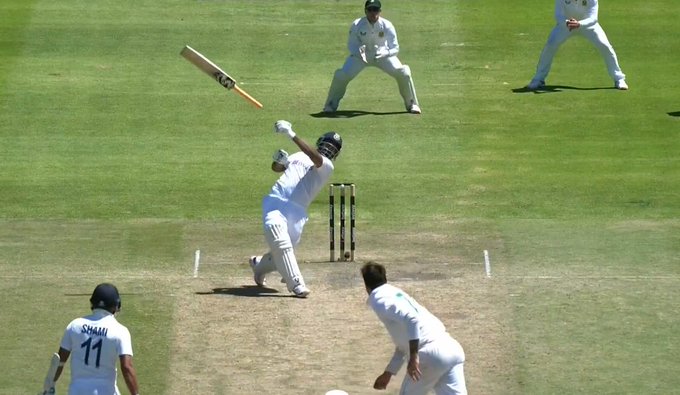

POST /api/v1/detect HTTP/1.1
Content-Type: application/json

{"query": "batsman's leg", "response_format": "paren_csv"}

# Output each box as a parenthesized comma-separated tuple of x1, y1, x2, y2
(264, 223, 309, 297)
(250, 253, 276, 286)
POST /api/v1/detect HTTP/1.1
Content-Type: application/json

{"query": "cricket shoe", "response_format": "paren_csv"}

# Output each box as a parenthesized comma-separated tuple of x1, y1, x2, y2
(409, 104, 422, 114)
(615, 79, 628, 90)
(292, 284, 311, 298)
(526, 80, 545, 90)
(249, 256, 266, 287)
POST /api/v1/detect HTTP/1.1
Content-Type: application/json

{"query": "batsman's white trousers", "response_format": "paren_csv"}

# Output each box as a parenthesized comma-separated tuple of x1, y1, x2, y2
(532, 23, 625, 83)
(325, 54, 419, 110)
(254, 197, 307, 290)
(400, 336, 467, 395)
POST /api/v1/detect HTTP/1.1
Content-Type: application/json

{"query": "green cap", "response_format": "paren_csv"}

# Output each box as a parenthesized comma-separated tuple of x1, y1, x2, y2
(365, 0, 381, 10)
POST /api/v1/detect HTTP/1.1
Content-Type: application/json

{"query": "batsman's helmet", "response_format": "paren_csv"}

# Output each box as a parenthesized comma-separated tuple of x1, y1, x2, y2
(90, 283, 122, 312)
(316, 132, 342, 160)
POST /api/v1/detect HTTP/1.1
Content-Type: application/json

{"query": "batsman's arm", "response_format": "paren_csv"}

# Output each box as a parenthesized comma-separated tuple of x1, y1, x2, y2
(273, 121, 323, 168)
(291, 136, 322, 168)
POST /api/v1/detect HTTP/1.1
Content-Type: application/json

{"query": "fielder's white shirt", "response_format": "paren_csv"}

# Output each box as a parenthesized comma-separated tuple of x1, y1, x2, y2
(348, 16, 399, 59)
(60, 309, 133, 386)
(266, 152, 334, 214)
(556, 0, 598, 28)
(368, 284, 449, 373)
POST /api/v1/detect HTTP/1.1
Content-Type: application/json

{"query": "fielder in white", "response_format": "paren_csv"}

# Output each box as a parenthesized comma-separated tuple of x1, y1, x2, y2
(361, 262, 467, 395)
(40, 283, 139, 395)
(323, 0, 421, 114)
(249, 120, 343, 298)
(527, 0, 627, 90)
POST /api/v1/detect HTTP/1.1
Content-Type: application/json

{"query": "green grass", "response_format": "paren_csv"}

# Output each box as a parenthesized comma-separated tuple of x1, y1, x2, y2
(1, 0, 679, 394)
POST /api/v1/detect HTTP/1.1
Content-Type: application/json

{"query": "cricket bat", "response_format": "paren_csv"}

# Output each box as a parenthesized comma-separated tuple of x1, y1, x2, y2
(180, 45, 263, 109)
(42, 353, 60, 391)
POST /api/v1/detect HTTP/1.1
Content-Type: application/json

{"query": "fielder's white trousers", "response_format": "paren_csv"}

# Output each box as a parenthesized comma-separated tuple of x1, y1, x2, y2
(532, 23, 625, 83)
(325, 54, 419, 111)
(68, 380, 120, 395)
(400, 336, 467, 395)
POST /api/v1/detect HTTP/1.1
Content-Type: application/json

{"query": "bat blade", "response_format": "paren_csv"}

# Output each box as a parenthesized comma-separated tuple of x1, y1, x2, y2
(180, 45, 263, 109)
(43, 353, 60, 391)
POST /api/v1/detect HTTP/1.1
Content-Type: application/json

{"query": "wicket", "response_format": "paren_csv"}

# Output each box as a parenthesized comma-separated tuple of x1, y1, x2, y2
(329, 183, 356, 262)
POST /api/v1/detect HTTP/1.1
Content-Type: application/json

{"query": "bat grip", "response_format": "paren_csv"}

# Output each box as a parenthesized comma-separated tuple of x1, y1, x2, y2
(233, 85, 263, 109)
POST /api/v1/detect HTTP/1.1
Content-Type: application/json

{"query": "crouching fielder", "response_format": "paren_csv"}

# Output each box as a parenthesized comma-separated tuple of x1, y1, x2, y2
(323, 0, 420, 114)
(362, 262, 467, 395)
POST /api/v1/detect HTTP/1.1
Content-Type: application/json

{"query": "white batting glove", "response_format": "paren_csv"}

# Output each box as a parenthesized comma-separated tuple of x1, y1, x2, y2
(272, 149, 289, 166)
(273, 120, 296, 139)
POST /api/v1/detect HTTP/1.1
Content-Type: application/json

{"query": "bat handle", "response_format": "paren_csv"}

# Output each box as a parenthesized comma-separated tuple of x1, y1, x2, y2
(233, 85, 263, 109)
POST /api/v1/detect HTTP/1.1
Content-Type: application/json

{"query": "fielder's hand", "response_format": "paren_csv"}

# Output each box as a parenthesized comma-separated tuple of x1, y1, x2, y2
(272, 149, 289, 166)
(358, 45, 368, 63)
(566, 18, 580, 31)
(273, 120, 296, 139)
(374, 47, 389, 60)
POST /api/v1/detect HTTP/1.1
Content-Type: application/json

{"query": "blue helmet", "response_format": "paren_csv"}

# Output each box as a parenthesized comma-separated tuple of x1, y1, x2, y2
(316, 132, 342, 160)
(90, 283, 121, 312)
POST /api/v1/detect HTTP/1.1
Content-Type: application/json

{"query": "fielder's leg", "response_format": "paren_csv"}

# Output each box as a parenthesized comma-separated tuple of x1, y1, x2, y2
(380, 57, 420, 113)
(583, 24, 626, 84)
(324, 55, 365, 112)
(264, 222, 309, 297)
(530, 24, 571, 87)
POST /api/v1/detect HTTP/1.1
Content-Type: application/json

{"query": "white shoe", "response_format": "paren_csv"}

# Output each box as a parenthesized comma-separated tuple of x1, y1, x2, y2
(615, 80, 628, 90)
(526, 80, 545, 90)
(292, 284, 310, 298)
(249, 256, 266, 287)
(409, 104, 422, 114)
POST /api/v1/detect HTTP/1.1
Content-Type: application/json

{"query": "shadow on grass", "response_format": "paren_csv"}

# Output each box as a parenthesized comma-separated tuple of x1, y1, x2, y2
(310, 109, 407, 118)
(196, 286, 288, 297)
(512, 85, 615, 94)
(668, 111, 680, 117)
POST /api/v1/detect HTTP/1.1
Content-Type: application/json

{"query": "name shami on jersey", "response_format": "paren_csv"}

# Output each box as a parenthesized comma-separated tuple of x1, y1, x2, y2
(81, 324, 108, 337)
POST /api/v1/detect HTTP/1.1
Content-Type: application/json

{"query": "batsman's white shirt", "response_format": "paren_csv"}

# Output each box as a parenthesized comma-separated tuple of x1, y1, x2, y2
(348, 17, 399, 59)
(263, 152, 334, 240)
(60, 309, 133, 395)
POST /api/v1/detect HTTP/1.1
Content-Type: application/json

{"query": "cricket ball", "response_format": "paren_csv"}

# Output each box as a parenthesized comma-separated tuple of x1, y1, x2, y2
(344, 251, 351, 260)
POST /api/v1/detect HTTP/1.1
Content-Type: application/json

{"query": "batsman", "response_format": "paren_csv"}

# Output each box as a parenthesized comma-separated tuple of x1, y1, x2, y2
(249, 120, 343, 297)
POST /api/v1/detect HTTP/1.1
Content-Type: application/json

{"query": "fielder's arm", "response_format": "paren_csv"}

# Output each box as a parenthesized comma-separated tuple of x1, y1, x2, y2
(120, 355, 140, 395)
